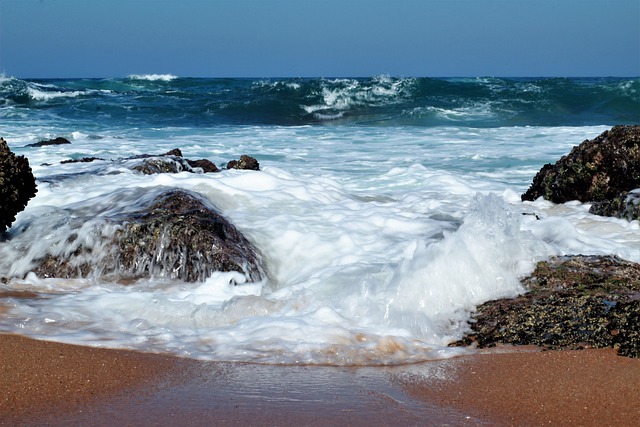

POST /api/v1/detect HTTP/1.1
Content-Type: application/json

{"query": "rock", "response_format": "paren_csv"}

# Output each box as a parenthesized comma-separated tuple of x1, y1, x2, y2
(131, 156, 193, 174)
(114, 190, 264, 282)
(609, 300, 640, 358)
(30, 189, 265, 283)
(522, 126, 640, 203)
(60, 157, 104, 164)
(26, 137, 71, 147)
(0, 138, 38, 232)
(186, 159, 219, 173)
(162, 148, 183, 157)
(452, 255, 640, 357)
(125, 148, 220, 174)
(227, 155, 260, 171)
(589, 190, 640, 221)
(55, 148, 231, 175)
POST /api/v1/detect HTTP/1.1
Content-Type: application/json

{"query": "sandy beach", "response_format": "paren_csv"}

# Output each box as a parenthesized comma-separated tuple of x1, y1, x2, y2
(2, 333, 639, 426)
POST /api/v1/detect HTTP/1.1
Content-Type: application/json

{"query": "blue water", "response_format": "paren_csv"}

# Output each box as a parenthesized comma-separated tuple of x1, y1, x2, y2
(0, 74, 638, 365)
(2, 75, 638, 128)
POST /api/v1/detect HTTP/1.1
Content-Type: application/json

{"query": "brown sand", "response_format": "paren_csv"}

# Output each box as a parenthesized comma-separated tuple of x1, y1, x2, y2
(399, 347, 640, 426)
(0, 333, 188, 425)
(1, 334, 639, 426)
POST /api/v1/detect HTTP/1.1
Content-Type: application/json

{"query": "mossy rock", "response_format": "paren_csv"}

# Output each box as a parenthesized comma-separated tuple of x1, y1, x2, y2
(453, 255, 640, 357)
(29, 189, 265, 283)
(522, 126, 640, 203)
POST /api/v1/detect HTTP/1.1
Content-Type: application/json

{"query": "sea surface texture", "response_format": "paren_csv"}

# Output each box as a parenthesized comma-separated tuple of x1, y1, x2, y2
(1, 74, 639, 365)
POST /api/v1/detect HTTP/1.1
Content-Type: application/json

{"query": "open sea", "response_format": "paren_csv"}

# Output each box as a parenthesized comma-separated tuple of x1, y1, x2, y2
(1, 74, 639, 365)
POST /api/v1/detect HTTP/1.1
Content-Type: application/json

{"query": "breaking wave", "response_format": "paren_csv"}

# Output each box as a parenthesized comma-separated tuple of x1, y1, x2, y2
(1, 74, 638, 127)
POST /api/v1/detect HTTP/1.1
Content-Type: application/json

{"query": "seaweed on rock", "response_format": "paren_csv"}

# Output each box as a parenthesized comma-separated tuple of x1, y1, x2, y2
(453, 255, 640, 358)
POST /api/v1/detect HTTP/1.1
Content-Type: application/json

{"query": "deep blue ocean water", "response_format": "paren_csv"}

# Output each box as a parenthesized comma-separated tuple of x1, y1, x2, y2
(2, 75, 638, 128)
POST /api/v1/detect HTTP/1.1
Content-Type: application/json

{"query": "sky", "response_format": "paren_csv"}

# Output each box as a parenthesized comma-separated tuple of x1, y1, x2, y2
(0, 0, 638, 78)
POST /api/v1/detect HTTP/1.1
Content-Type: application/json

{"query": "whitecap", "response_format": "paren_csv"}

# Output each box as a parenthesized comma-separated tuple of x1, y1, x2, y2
(127, 74, 178, 81)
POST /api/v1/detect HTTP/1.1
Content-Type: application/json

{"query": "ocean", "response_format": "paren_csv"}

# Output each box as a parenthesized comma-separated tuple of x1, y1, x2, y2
(1, 74, 639, 365)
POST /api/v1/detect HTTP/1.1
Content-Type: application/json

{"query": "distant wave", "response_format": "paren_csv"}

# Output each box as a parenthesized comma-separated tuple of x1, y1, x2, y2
(27, 85, 91, 101)
(0, 75, 105, 106)
(127, 74, 179, 82)
(2, 75, 638, 127)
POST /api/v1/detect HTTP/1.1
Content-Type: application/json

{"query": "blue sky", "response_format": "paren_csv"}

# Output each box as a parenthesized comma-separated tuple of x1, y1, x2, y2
(1, 0, 638, 78)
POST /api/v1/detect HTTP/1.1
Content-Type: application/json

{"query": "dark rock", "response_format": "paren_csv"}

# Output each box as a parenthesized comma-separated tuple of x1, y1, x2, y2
(589, 190, 640, 221)
(609, 300, 640, 358)
(227, 155, 260, 171)
(60, 157, 104, 164)
(29, 189, 265, 283)
(113, 190, 263, 282)
(0, 138, 38, 232)
(187, 159, 220, 173)
(128, 149, 220, 174)
(522, 126, 640, 203)
(162, 148, 183, 157)
(131, 156, 193, 174)
(452, 255, 640, 357)
(26, 137, 71, 147)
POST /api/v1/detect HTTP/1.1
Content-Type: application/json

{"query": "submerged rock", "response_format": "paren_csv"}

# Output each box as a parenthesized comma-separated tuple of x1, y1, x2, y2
(55, 148, 257, 175)
(26, 137, 71, 147)
(452, 255, 640, 357)
(76, 148, 222, 174)
(522, 126, 640, 204)
(0, 138, 38, 232)
(60, 157, 105, 164)
(131, 156, 194, 174)
(112, 190, 264, 282)
(27, 189, 265, 283)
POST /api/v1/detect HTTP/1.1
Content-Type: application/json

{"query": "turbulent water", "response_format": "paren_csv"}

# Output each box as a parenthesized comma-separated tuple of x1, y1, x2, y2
(1, 74, 639, 365)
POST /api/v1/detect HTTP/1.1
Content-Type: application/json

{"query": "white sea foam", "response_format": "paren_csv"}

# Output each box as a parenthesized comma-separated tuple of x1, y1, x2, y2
(26, 86, 88, 101)
(0, 73, 12, 84)
(127, 74, 178, 81)
(1, 124, 634, 365)
(301, 76, 413, 119)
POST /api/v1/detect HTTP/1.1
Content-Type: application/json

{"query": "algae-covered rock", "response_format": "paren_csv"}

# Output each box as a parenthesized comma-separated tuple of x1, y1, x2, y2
(589, 190, 640, 221)
(453, 255, 640, 358)
(113, 190, 264, 283)
(522, 126, 640, 203)
(0, 138, 38, 232)
(27, 189, 265, 283)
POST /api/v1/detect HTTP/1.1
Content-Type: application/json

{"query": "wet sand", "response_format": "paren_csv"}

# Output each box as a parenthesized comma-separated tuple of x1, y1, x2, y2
(399, 347, 640, 426)
(2, 334, 639, 426)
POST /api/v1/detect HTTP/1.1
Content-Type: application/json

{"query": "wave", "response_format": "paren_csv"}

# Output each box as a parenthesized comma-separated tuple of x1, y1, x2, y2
(1, 75, 638, 127)
(127, 74, 179, 82)
(0, 75, 108, 106)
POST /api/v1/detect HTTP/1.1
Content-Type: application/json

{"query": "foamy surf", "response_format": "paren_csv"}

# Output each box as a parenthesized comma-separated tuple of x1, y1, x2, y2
(1, 76, 638, 365)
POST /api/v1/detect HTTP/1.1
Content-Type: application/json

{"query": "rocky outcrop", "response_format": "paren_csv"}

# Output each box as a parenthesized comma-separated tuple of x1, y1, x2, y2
(0, 138, 37, 232)
(453, 255, 640, 358)
(30, 189, 265, 283)
(521, 126, 640, 204)
(26, 137, 71, 147)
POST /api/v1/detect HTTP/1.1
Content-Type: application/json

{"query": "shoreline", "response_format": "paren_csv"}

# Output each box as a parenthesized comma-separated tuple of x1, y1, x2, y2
(2, 334, 640, 426)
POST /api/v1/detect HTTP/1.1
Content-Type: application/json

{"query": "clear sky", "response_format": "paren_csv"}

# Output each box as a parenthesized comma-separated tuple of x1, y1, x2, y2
(1, 0, 638, 78)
